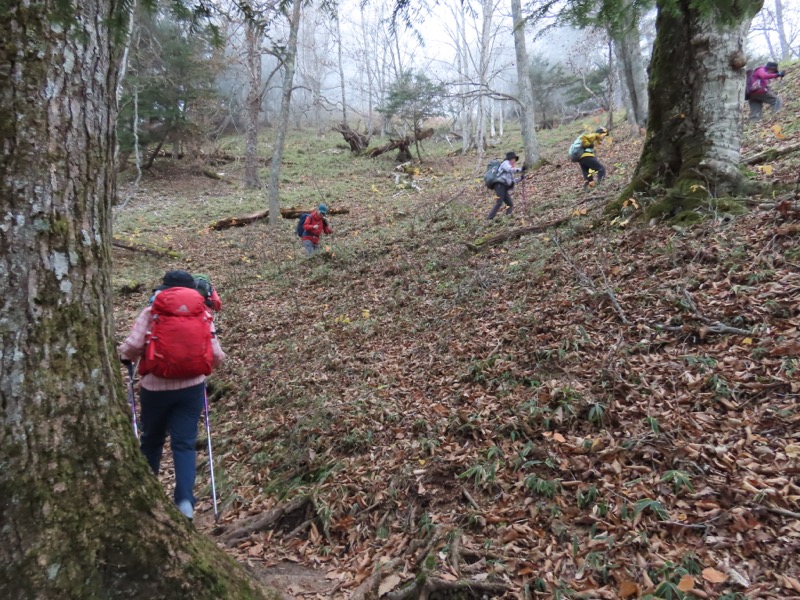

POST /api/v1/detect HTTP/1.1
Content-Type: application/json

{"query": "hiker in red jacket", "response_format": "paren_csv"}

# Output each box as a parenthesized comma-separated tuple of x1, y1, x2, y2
(302, 204, 332, 255)
(748, 62, 785, 121)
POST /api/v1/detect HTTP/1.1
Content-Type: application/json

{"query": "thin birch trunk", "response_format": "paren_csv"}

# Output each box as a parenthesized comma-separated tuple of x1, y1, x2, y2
(267, 0, 303, 225)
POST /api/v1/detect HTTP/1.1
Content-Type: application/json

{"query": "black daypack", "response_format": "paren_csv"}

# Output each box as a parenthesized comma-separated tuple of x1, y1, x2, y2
(483, 159, 502, 189)
(745, 69, 755, 100)
(296, 213, 310, 237)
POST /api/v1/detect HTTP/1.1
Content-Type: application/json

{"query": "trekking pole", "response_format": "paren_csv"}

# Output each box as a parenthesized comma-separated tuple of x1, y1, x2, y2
(203, 384, 219, 522)
(125, 363, 139, 438)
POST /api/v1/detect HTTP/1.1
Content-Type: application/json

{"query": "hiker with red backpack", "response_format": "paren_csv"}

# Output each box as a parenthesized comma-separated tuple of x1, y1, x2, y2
(300, 204, 332, 255)
(119, 269, 225, 520)
(747, 62, 785, 121)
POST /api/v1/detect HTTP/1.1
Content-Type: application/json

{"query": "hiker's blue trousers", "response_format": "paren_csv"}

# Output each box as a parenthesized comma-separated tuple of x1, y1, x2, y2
(139, 382, 205, 507)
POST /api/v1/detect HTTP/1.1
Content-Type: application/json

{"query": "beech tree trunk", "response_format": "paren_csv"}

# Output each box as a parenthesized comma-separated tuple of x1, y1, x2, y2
(621, 0, 763, 218)
(510, 0, 540, 167)
(0, 2, 268, 598)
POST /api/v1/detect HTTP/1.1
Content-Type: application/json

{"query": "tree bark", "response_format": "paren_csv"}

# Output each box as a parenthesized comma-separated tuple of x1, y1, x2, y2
(510, 0, 541, 166)
(612, 6, 649, 128)
(0, 2, 270, 598)
(619, 0, 763, 218)
(267, 0, 303, 226)
(244, 19, 263, 190)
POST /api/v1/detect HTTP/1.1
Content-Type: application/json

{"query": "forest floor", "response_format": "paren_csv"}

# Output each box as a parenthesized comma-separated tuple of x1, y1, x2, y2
(113, 82, 800, 600)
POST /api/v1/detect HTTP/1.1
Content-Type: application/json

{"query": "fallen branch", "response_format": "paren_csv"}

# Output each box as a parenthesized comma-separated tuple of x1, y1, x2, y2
(464, 215, 571, 252)
(743, 142, 800, 165)
(112, 239, 178, 258)
(215, 495, 311, 547)
(200, 168, 226, 181)
(211, 207, 350, 231)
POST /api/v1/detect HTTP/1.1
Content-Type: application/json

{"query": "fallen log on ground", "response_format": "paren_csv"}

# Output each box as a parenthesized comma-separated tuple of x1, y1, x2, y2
(743, 142, 800, 165)
(210, 206, 350, 231)
(368, 128, 434, 159)
(112, 239, 179, 258)
(464, 215, 572, 252)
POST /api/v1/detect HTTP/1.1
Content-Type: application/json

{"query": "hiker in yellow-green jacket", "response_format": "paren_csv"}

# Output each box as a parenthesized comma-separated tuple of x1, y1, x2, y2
(578, 127, 608, 189)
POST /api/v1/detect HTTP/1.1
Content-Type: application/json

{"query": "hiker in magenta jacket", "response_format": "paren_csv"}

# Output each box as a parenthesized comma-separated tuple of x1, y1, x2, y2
(748, 62, 785, 120)
(302, 204, 332, 254)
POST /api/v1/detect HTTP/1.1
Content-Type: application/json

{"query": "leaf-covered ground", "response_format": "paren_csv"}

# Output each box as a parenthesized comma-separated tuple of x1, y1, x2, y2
(114, 82, 800, 600)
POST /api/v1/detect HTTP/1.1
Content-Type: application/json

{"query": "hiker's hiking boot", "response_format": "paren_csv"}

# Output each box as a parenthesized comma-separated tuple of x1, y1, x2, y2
(178, 499, 194, 520)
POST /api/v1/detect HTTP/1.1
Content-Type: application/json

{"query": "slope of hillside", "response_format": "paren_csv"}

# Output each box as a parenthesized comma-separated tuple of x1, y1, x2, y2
(113, 87, 800, 599)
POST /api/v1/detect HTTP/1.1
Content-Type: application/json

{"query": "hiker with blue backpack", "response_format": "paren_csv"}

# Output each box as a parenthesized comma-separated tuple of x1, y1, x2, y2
(298, 204, 332, 254)
(486, 151, 525, 220)
(569, 127, 608, 189)
(119, 269, 226, 521)
(747, 62, 785, 121)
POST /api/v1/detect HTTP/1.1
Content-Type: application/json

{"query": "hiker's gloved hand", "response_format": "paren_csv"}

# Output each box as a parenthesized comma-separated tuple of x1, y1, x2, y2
(120, 358, 133, 367)
(521, 165, 528, 172)
(779, 71, 786, 78)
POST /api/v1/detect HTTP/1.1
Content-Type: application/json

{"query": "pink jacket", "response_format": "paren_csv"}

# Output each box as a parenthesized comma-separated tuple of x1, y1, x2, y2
(750, 66, 781, 95)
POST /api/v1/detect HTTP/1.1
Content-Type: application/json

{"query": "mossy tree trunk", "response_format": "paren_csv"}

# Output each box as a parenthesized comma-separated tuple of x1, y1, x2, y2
(619, 0, 763, 218)
(0, 2, 268, 598)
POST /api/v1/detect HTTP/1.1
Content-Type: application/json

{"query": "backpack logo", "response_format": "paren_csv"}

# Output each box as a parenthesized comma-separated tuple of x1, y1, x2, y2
(138, 287, 213, 379)
(483, 160, 502, 189)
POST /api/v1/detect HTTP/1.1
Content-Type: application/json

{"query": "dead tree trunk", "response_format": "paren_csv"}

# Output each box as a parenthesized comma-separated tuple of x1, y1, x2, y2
(332, 123, 370, 153)
(368, 128, 433, 160)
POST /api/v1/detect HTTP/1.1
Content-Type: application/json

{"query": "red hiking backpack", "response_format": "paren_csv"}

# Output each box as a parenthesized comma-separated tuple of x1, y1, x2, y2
(138, 287, 214, 379)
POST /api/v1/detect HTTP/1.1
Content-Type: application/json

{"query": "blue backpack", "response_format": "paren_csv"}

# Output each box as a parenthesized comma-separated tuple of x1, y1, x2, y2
(296, 213, 309, 237)
(568, 136, 584, 162)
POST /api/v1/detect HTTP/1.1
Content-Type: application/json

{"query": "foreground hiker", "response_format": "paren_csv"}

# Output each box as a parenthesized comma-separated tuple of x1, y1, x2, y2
(301, 204, 332, 254)
(488, 151, 525, 220)
(576, 127, 608, 189)
(148, 272, 222, 312)
(119, 269, 225, 520)
(747, 62, 785, 121)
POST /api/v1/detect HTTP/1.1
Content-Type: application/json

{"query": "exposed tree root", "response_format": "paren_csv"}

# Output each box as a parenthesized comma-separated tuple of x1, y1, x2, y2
(210, 207, 350, 230)
(215, 495, 312, 547)
(350, 527, 511, 600)
(743, 142, 800, 165)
